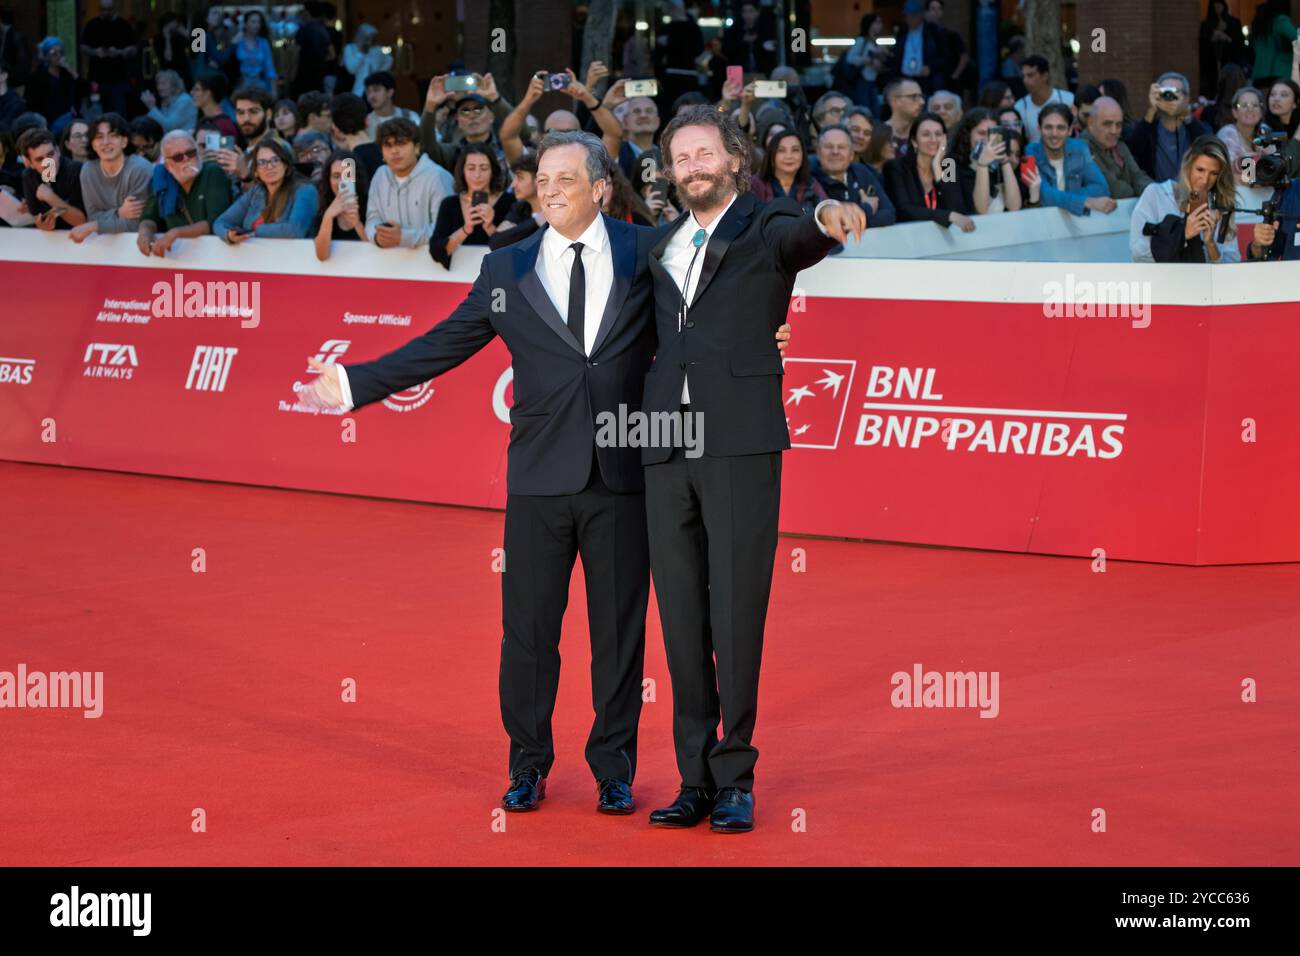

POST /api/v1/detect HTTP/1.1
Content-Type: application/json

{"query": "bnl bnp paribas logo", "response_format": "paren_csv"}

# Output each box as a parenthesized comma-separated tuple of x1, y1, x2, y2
(784, 361, 1127, 459)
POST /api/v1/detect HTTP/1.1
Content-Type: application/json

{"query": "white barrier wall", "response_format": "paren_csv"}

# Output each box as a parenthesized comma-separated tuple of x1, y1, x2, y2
(843, 200, 1139, 262)
(2, 224, 1297, 307)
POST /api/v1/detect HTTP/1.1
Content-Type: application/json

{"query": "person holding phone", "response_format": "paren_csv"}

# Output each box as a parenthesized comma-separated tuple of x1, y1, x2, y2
(313, 149, 372, 261)
(365, 117, 454, 249)
(1026, 104, 1112, 216)
(430, 142, 513, 267)
(1131, 135, 1239, 263)
(16, 128, 87, 231)
(417, 76, 514, 172)
(213, 138, 319, 242)
(136, 131, 234, 256)
(635, 153, 681, 226)
(499, 67, 624, 167)
(949, 108, 1023, 214)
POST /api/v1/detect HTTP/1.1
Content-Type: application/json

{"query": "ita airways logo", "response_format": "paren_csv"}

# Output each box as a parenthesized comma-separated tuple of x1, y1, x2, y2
(783, 358, 856, 450)
(82, 343, 137, 380)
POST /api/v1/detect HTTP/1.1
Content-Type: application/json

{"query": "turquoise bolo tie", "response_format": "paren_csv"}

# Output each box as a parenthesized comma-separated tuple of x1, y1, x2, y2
(678, 228, 708, 333)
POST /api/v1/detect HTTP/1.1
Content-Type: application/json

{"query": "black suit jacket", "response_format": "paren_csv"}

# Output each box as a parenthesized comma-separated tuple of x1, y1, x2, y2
(641, 192, 837, 463)
(343, 215, 659, 496)
(1125, 116, 1213, 180)
(882, 156, 965, 225)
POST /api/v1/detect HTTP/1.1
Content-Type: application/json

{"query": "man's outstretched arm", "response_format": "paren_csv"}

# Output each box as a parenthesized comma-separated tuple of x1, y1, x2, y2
(297, 261, 499, 411)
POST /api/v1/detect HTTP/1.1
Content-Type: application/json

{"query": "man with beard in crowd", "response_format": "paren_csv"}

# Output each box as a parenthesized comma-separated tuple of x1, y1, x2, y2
(136, 130, 233, 256)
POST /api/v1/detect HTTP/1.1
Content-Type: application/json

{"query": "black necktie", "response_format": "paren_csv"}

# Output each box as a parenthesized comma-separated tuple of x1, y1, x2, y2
(567, 241, 585, 352)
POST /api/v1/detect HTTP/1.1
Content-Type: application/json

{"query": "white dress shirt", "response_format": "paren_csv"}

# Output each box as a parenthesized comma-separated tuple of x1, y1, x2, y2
(535, 213, 614, 357)
(658, 192, 837, 404)
(335, 213, 614, 409)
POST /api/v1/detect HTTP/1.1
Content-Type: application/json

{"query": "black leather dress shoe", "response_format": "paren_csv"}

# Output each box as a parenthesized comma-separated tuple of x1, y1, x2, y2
(596, 778, 634, 814)
(501, 768, 545, 811)
(648, 786, 715, 828)
(709, 787, 754, 832)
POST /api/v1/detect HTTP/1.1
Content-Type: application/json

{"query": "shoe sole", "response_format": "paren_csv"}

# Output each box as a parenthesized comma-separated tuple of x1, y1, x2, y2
(649, 817, 704, 828)
(710, 823, 754, 833)
(598, 806, 635, 815)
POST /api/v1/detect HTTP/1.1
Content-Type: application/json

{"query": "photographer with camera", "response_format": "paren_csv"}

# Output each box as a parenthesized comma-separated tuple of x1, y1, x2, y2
(1245, 191, 1299, 260)
(1127, 72, 1213, 181)
(1244, 141, 1299, 260)
(1130, 135, 1239, 263)
(499, 65, 624, 166)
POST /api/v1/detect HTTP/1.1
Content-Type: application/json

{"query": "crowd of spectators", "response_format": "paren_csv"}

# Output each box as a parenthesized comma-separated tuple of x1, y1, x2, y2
(4, 0, 1300, 264)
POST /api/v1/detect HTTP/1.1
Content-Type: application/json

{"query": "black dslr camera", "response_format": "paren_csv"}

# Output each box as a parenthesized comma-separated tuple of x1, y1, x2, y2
(1250, 125, 1292, 189)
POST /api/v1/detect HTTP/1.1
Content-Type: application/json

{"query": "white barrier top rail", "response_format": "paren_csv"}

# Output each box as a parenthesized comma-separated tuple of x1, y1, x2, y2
(1, 224, 1297, 308)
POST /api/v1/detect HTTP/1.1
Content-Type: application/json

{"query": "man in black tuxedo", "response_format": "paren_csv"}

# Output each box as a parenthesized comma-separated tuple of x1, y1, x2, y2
(293, 130, 792, 817)
(642, 106, 864, 833)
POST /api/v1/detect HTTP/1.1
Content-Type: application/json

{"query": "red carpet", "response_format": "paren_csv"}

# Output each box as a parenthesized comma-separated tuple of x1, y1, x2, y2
(2, 460, 1297, 866)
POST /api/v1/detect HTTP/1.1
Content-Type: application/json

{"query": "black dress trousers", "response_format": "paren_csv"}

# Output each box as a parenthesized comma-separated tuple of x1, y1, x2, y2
(499, 453, 650, 783)
(644, 445, 782, 792)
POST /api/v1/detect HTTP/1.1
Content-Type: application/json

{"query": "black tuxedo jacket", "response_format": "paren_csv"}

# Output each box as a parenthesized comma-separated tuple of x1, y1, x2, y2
(641, 192, 837, 464)
(344, 214, 659, 495)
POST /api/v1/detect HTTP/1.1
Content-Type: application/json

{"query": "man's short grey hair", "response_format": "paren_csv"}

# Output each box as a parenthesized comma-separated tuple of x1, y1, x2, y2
(929, 90, 962, 109)
(161, 129, 196, 149)
(1156, 71, 1190, 92)
(812, 90, 849, 119)
(537, 130, 612, 185)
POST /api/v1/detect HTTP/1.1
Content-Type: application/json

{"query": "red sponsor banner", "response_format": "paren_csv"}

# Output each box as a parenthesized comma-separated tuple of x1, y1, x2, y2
(3, 259, 1300, 565)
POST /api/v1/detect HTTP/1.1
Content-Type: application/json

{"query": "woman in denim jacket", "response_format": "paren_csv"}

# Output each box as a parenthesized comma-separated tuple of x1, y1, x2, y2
(214, 138, 319, 241)
(1025, 104, 1114, 216)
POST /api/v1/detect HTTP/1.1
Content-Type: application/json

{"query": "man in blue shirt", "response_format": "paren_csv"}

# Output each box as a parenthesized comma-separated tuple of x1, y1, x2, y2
(1126, 71, 1212, 181)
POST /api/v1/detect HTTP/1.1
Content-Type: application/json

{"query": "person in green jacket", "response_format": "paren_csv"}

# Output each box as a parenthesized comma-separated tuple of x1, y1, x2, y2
(136, 130, 234, 257)
(1250, 0, 1298, 84)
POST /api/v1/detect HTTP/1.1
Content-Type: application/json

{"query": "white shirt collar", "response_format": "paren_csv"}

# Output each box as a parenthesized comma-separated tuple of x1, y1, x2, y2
(543, 212, 609, 263)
